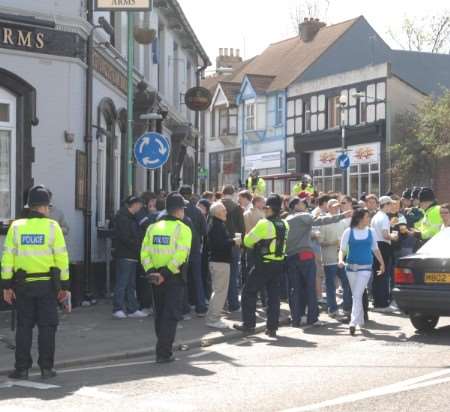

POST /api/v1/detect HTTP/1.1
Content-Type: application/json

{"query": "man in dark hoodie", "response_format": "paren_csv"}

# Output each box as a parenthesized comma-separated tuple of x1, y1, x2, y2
(179, 186, 208, 316)
(221, 184, 246, 311)
(112, 196, 148, 319)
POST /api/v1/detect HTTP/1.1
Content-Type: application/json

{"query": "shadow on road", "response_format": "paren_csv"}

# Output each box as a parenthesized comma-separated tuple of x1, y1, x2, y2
(0, 349, 238, 402)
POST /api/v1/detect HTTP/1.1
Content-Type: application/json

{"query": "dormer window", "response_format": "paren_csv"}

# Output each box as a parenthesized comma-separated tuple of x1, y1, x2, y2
(245, 101, 255, 131)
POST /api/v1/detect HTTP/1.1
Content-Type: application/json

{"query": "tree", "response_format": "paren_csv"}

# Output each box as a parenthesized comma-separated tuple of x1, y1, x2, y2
(388, 14, 450, 53)
(290, 0, 331, 34)
(391, 90, 450, 191)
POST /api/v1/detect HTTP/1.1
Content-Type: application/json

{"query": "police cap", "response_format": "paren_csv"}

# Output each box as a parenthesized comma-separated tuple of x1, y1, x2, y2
(418, 187, 435, 202)
(266, 193, 282, 213)
(28, 185, 51, 207)
(402, 188, 412, 199)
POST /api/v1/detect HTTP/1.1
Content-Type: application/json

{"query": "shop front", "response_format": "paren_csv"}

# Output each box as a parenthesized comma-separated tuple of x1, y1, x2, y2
(311, 142, 381, 198)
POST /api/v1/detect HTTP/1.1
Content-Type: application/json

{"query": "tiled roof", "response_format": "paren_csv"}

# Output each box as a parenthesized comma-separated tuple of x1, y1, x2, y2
(230, 17, 359, 92)
(219, 81, 241, 104)
(246, 74, 276, 94)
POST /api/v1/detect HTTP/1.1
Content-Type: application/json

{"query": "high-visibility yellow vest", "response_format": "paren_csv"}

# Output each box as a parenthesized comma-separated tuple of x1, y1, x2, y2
(140, 216, 192, 275)
(244, 218, 289, 262)
(1, 216, 69, 287)
(415, 204, 443, 240)
(246, 176, 266, 196)
(291, 182, 314, 197)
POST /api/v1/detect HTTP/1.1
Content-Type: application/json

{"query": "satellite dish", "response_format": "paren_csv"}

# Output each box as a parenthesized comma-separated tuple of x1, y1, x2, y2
(133, 26, 157, 45)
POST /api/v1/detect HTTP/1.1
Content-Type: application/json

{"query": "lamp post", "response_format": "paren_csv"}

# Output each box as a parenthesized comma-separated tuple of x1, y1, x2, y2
(339, 94, 348, 195)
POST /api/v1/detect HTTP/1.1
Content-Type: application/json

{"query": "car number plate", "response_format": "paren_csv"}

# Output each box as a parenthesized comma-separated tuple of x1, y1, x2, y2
(424, 273, 450, 283)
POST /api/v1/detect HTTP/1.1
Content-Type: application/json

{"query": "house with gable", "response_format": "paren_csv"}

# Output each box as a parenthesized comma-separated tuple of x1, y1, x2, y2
(287, 16, 450, 199)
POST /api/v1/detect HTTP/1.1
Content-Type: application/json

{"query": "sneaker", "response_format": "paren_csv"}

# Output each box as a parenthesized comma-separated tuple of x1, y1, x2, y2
(113, 310, 127, 319)
(128, 310, 148, 318)
(196, 311, 207, 318)
(265, 329, 277, 338)
(300, 316, 308, 326)
(310, 320, 325, 327)
(206, 320, 229, 329)
(182, 314, 192, 321)
(140, 308, 153, 316)
(328, 311, 339, 319)
(156, 355, 176, 364)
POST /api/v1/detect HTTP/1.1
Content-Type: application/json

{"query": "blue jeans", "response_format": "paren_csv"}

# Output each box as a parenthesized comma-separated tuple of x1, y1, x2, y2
(324, 264, 352, 313)
(113, 259, 139, 314)
(287, 255, 318, 325)
(227, 246, 241, 311)
(188, 251, 207, 314)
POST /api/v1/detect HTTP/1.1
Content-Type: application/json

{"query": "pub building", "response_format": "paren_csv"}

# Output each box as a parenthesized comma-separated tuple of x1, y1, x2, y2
(0, 1, 210, 304)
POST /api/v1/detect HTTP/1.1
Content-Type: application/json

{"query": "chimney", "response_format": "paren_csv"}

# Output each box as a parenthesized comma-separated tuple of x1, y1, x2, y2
(215, 46, 243, 75)
(299, 18, 326, 42)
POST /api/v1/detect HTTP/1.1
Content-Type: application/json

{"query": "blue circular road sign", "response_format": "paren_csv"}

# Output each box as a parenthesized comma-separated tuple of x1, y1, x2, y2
(134, 132, 171, 170)
(337, 153, 351, 170)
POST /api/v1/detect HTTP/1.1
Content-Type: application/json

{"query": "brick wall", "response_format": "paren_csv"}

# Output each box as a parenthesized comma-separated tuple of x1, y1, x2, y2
(434, 157, 450, 203)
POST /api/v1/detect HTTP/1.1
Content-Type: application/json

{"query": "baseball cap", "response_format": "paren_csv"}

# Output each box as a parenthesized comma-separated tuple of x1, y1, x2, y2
(379, 196, 393, 206)
(125, 195, 143, 207)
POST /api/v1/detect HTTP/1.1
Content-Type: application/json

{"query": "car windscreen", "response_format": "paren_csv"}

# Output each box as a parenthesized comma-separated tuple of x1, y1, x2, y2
(417, 227, 450, 257)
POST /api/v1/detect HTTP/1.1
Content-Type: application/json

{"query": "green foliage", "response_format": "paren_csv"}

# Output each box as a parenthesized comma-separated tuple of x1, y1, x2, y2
(391, 89, 450, 191)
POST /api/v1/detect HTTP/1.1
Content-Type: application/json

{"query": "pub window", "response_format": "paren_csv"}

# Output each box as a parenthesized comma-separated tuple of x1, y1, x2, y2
(328, 96, 340, 129)
(357, 82, 387, 124)
(96, 99, 119, 227)
(0, 88, 16, 221)
(303, 94, 325, 132)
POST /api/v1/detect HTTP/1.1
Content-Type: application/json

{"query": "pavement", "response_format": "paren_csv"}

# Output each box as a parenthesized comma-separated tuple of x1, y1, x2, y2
(0, 299, 292, 375)
(1, 311, 450, 411)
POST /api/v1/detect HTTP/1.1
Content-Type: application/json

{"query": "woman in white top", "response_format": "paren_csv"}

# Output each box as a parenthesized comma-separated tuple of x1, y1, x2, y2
(339, 208, 386, 335)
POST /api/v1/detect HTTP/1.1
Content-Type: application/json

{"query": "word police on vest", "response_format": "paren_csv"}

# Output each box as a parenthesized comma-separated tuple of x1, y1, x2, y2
(21, 234, 46, 245)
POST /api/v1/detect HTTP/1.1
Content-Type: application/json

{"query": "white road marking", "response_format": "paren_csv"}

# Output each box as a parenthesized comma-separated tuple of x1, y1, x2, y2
(32, 359, 157, 376)
(74, 386, 123, 400)
(281, 368, 450, 412)
(1, 380, 60, 390)
(188, 351, 210, 359)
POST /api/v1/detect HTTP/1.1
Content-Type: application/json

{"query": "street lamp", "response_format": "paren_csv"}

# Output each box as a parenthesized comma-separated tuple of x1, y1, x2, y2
(339, 94, 348, 195)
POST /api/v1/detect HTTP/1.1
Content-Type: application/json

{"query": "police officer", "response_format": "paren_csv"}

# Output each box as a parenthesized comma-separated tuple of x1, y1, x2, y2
(1, 186, 70, 379)
(246, 168, 266, 196)
(415, 188, 443, 242)
(291, 174, 314, 197)
(234, 194, 289, 337)
(140, 192, 192, 363)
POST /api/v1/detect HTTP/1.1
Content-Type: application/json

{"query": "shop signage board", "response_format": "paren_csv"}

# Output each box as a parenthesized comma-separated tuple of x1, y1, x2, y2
(95, 0, 152, 11)
(134, 132, 170, 170)
(245, 151, 281, 170)
(185, 87, 213, 111)
(312, 143, 380, 169)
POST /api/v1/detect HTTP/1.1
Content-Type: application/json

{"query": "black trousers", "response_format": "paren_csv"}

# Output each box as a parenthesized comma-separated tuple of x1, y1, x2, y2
(152, 277, 184, 359)
(15, 282, 58, 371)
(241, 260, 283, 331)
(372, 242, 392, 308)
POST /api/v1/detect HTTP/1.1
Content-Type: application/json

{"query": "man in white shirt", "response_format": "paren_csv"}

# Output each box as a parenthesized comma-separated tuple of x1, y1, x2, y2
(371, 196, 398, 311)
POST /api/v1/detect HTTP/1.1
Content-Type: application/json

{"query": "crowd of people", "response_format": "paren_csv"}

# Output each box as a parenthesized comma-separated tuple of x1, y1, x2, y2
(111, 175, 448, 338)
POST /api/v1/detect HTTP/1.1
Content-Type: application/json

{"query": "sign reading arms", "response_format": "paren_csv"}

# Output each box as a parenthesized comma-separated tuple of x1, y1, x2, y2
(95, 0, 152, 11)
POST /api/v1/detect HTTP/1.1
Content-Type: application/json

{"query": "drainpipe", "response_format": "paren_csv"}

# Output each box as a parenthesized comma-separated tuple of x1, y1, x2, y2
(194, 58, 208, 193)
(83, 0, 94, 302)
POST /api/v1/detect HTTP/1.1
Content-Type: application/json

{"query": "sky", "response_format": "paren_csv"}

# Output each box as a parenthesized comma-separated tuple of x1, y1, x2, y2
(177, 0, 449, 72)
